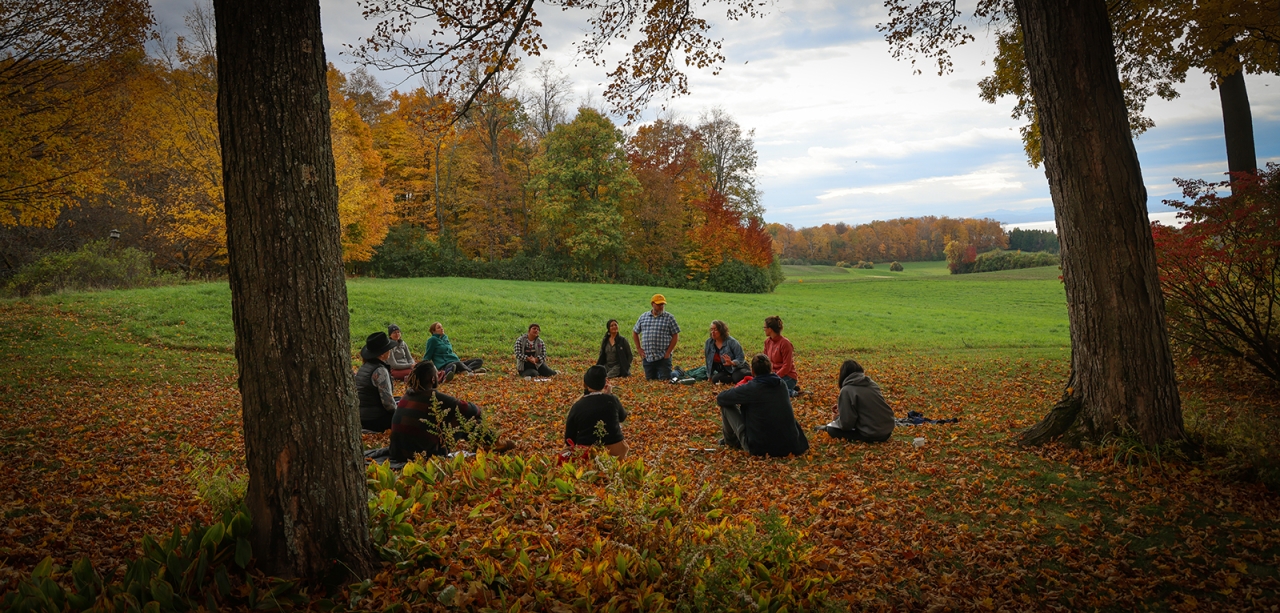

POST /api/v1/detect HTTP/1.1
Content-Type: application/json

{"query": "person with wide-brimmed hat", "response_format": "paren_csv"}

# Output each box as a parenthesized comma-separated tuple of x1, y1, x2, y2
(356, 331, 399, 432)
(631, 293, 680, 380)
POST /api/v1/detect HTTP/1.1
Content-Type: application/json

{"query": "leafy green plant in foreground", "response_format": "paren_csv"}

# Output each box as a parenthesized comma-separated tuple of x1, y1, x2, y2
(357, 451, 835, 612)
(0, 510, 303, 612)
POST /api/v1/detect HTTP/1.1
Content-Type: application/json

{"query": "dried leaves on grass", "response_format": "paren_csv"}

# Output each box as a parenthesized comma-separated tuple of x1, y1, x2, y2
(2, 303, 1279, 611)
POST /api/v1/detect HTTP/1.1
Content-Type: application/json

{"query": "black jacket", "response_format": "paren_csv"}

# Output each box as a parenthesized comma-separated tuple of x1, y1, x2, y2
(715, 372, 809, 457)
(596, 333, 633, 377)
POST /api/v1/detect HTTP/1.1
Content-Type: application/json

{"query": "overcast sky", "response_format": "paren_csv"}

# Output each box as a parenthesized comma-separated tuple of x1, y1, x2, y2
(150, 0, 1279, 229)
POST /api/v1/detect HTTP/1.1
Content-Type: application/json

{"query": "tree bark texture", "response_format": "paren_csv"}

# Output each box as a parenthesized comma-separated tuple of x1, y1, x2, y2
(1217, 59, 1257, 178)
(1013, 0, 1185, 447)
(212, 0, 375, 580)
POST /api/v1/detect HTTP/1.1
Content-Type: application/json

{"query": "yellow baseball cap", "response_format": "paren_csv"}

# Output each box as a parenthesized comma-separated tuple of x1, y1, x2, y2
(650, 293, 667, 305)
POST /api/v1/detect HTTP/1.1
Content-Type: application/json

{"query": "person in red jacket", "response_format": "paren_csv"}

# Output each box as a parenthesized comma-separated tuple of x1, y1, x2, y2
(763, 315, 801, 397)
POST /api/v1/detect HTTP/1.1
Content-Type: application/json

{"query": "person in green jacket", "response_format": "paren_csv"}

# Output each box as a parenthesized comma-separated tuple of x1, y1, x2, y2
(424, 321, 485, 382)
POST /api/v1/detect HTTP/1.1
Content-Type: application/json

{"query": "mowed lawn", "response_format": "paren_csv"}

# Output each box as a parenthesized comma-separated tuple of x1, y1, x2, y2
(20, 261, 1070, 358)
(3, 265, 1279, 610)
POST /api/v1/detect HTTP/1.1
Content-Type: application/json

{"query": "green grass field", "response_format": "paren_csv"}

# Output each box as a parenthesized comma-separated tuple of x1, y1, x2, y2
(24, 262, 1069, 362)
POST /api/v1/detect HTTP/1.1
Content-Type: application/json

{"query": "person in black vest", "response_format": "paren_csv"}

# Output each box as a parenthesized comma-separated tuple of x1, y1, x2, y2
(714, 353, 809, 457)
(564, 365, 629, 459)
(390, 362, 515, 460)
(356, 332, 398, 432)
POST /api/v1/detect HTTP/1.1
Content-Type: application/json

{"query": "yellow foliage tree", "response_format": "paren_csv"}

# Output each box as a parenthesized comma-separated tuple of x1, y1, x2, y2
(328, 66, 393, 263)
(0, 0, 153, 227)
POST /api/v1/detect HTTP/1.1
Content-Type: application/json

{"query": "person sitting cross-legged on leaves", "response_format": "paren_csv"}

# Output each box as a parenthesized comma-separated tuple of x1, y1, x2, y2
(390, 362, 515, 461)
(385, 324, 416, 381)
(763, 315, 801, 397)
(596, 319, 633, 378)
(818, 359, 895, 443)
(705, 319, 750, 384)
(563, 365, 629, 459)
(714, 353, 810, 457)
(514, 323, 557, 378)
(424, 321, 485, 382)
(356, 332, 399, 433)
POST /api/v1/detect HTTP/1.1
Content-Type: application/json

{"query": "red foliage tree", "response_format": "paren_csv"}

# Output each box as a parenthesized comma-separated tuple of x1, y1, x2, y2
(1152, 164, 1280, 382)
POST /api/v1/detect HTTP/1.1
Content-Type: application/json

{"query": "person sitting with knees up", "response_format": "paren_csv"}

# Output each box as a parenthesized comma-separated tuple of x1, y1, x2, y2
(423, 321, 485, 382)
(356, 331, 398, 432)
(705, 319, 749, 384)
(818, 359, 895, 443)
(386, 324, 416, 381)
(714, 353, 809, 457)
(763, 315, 801, 397)
(390, 361, 514, 461)
(564, 365, 629, 459)
(514, 323, 557, 378)
(596, 319, 633, 378)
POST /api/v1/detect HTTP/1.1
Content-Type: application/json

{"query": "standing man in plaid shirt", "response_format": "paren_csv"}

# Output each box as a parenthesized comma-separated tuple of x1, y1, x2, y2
(632, 294, 681, 380)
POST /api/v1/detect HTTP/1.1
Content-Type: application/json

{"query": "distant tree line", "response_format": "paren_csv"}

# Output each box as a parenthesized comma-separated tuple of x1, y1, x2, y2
(1007, 228, 1059, 253)
(768, 216, 1011, 265)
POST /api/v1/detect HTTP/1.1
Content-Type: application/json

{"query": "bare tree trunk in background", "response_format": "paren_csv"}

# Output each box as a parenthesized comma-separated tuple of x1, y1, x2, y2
(1013, 0, 1185, 448)
(212, 0, 376, 580)
(1216, 45, 1257, 187)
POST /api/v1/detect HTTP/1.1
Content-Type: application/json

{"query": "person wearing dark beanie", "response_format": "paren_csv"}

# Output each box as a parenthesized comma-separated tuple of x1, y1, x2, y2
(389, 361, 515, 460)
(563, 365, 629, 458)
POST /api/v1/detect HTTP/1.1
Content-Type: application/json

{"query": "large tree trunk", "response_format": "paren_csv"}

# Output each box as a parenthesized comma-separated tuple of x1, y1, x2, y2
(1216, 54, 1257, 179)
(213, 0, 376, 580)
(1013, 0, 1185, 448)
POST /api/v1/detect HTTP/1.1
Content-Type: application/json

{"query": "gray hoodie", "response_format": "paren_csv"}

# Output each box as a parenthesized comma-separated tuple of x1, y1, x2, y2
(387, 340, 415, 370)
(827, 372, 895, 441)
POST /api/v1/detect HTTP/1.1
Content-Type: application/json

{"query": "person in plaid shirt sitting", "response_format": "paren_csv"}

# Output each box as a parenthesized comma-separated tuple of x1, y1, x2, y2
(631, 293, 681, 380)
(514, 323, 557, 378)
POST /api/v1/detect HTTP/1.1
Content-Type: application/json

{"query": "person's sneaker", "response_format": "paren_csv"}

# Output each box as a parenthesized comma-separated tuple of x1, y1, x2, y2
(470, 368, 487, 374)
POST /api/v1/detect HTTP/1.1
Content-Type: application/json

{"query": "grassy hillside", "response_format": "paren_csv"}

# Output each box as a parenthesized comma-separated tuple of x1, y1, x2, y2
(23, 265, 1069, 361)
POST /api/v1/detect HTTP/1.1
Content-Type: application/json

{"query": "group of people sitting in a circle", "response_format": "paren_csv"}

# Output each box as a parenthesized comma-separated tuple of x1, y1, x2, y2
(354, 293, 896, 463)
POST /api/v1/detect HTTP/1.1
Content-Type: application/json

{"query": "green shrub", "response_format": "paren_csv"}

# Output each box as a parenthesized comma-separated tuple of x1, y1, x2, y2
(707, 258, 777, 294)
(367, 224, 782, 293)
(182, 444, 248, 519)
(856, 260, 874, 269)
(835, 261, 851, 268)
(969, 249, 1060, 273)
(5, 241, 177, 297)
(358, 452, 833, 612)
(0, 511, 304, 613)
(890, 261, 904, 272)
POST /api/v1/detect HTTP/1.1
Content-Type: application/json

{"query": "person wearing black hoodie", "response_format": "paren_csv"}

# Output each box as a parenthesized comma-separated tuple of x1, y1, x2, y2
(714, 354, 809, 457)
(819, 359, 895, 442)
(356, 331, 399, 432)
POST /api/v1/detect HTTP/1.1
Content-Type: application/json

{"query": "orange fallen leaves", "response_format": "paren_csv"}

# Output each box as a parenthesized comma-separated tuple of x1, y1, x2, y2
(2, 302, 1280, 610)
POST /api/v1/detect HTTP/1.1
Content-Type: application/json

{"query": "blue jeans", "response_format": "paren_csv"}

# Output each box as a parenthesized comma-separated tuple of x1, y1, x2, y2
(642, 357, 672, 380)
(781, 375, 797, 391)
